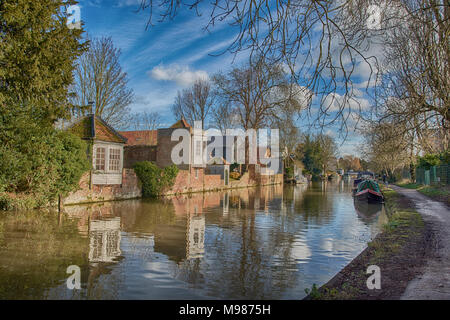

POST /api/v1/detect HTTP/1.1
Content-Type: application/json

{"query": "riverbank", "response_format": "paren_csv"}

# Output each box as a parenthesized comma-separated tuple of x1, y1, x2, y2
(396, 183, 450, 207)
(391, 185, 450, 299)
(304, 185, 432, 299)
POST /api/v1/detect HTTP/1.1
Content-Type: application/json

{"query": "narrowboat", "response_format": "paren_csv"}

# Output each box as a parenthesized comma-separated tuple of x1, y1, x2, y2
(354, 179, 383, 203)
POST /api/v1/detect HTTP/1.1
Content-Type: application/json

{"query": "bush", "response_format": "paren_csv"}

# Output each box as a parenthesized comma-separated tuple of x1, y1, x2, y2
(285, 167, 294, 179)
(133, 162, 179, 197)
(0, 120, 90, 210)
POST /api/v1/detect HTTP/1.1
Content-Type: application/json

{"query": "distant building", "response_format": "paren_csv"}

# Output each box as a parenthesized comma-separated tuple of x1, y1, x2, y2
(120, 130, 157, 146)
(119, 130, 158, 168)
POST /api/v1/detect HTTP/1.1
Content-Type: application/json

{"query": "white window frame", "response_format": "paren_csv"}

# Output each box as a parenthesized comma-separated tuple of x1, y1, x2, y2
(108, 147, 121, 173)
(93, 143, 123, 174)
(94, 146, 106, 172)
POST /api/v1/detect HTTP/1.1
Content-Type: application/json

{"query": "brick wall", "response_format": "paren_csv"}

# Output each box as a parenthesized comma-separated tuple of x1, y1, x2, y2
(64, 169, 141, 205)
(156, 128, 190, 170)
(123, 145, 156, 168)
(164, 167, 224, 195)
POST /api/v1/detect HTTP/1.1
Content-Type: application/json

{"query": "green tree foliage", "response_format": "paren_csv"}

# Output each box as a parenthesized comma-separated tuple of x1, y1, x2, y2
(0, 1, 89, 209)
(417, 151, 450, 169)
(0, 0, 86, 121)
(0, 114, 90, 209)
(296, 133, 337, 178)
(133, 162, 179, 198)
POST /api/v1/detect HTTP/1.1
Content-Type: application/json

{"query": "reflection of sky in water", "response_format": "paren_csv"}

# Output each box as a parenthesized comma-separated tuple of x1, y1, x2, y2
(0, 181, 386, 300)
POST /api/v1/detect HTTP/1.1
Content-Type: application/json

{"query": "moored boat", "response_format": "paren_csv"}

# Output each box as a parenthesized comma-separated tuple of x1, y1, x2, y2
(354, 179, 383, 203)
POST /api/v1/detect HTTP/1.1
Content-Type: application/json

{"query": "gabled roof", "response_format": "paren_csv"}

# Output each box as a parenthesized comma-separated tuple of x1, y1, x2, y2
(170, 118, 192, 129)
(69, 114, 127, 144)
(119, 130, 158, 146)
(207, 156, 230, 165)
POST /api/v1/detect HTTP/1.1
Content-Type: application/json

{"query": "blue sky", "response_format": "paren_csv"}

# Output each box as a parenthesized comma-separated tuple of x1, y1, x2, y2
(78, 0, 370, 156)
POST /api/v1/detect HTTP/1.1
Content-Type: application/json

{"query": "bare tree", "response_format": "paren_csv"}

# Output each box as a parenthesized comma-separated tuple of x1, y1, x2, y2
(72, 36, 134, 127)
(361, 120, 411, 179)
(211, 102, 240, 134)
(129, 111, 161, 130)
(171, 79, 214, 129)
(375, 0, 449, 151)
(277, 116, 300, 168)
(135, 0, 449, 137)
(135, 0, 389, 130)
(213, 58, 307, 131)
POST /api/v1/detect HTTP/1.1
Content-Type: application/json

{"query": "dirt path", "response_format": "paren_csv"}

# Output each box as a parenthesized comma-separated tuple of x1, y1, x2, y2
(390, 185, 450, 299)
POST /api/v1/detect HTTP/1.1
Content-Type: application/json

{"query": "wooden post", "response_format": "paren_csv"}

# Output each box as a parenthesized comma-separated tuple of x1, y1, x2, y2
(58, 194, 64, 213)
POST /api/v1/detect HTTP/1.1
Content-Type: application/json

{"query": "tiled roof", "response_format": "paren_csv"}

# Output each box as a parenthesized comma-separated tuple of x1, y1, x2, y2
(119, 130, 158, 146)
(170, 119, 192, 129)
(69, 114, 127, 144)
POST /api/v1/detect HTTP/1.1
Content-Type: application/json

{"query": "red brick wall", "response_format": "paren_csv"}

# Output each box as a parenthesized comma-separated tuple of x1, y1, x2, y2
(64, 169, 141, 205)
(123, 145, 157, 168)
(164, 167, 224, 195)
(204, 174, 222, 190)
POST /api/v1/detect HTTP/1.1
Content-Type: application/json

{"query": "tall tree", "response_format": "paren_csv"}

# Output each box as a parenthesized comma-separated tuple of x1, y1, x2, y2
(296, 133, 337, 176)
(0, 0, 89, 208)
(213, 58, 306, 131)
(171, 79, 214, 129)
(72, 36, 134, 127)
(376, 0, 449, 151)
(0, 0, 85, 122)
(361, 121, 411, 180)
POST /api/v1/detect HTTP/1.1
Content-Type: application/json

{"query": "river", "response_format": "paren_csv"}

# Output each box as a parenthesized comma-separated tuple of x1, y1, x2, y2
(0, 181, 387, 299)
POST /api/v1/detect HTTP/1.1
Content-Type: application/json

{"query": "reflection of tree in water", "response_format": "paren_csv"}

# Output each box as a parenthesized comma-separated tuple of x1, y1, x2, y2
(174, 185, 302, 299)
(292, 182, 336, 224)
(0, 210, 89, 299)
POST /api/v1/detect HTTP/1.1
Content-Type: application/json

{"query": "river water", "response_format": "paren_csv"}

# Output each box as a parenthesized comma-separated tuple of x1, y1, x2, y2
(0, 181, 387, 299)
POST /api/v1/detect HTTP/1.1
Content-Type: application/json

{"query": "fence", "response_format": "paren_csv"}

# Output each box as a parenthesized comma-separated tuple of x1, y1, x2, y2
(416, 164, 450, 185)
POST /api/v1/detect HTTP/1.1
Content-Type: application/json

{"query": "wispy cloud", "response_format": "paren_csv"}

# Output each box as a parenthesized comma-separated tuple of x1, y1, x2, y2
(149, 64, 209, 86)
(115, 0, 142, 7)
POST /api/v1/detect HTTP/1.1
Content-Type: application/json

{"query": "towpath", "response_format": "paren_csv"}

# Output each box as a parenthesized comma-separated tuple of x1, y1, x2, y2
(389, 185, 450, 299)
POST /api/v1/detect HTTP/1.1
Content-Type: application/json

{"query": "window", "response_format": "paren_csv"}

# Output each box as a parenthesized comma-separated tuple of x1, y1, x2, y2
(109, 148, 121, 172)
(195, 140, 201, 157)
(95, 147, 106, 171)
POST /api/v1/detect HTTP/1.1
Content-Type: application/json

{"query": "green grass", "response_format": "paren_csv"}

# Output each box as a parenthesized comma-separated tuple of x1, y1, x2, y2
(396, 182, 450, 205)
(396, 182, 420, 189)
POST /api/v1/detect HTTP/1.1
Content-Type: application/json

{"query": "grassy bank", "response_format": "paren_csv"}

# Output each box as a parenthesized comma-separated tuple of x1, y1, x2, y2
(396, 183, 450, 206)
(304, 186, 429, 300)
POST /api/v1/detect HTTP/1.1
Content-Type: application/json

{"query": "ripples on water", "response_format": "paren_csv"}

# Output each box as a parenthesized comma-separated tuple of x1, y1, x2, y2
(0, 181, 387, 299)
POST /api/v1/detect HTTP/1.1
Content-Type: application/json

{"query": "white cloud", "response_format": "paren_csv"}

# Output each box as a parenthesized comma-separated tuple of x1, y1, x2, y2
(323, 92, 370, 113)
(115, 0, 142, 7)
(149, 64, 209, 86)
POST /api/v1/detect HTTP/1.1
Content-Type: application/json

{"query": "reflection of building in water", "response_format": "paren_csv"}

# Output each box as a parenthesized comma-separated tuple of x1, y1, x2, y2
(89, 217, 121, 263)
(186, 214, 205, 259)
(223, 193, 229, 215)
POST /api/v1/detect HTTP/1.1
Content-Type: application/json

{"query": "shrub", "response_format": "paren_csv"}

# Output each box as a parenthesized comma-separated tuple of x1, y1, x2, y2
(133, 162, 179, 197)
(285, 167, 294, 179)
(0, 121, 90, 210)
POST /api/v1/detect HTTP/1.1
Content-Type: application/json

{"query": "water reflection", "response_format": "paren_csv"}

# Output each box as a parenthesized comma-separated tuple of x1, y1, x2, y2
(89, 218, 121, 263)
(0, 181, 387, 299)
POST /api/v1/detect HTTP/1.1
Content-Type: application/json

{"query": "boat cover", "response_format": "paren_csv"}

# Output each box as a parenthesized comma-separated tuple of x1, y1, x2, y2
(356, 180, 381, 194)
